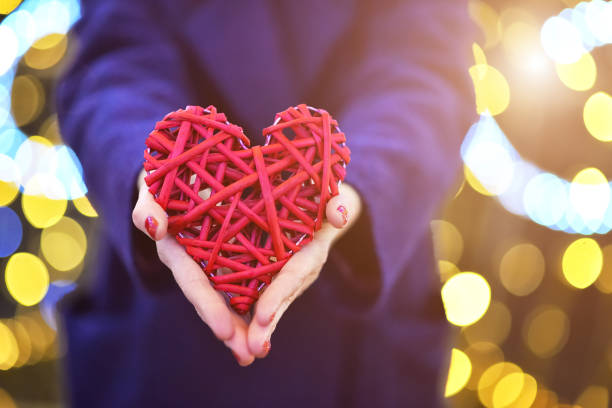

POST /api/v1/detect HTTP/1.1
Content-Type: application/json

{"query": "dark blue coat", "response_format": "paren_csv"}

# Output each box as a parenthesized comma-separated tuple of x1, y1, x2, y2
(56, 0, 474, 406)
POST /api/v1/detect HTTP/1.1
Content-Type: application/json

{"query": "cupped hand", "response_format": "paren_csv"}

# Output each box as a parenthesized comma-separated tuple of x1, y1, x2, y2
(132, 170, 254, 365)
(246, 183, 361, 359)
(132, 169, 361, 366)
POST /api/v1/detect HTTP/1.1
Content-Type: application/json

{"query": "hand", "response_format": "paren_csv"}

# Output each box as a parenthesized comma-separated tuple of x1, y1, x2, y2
(132, 169, 362, 366)
(132, 170, 254, 365)
(246, 183, 362, 360)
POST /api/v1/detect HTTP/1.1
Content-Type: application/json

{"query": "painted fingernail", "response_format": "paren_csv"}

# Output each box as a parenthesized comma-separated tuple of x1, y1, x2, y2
(145, 216, 158, 239)
(337, 205, 348, 225)
(262, 340, 271, 357)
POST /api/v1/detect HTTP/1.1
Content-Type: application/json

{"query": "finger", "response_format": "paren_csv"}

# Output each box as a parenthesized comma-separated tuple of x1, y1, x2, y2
(132, 181, 168, 241)
(325, 183, 361, 230)
(224, 314, 255, 367)
(156, 236, 236, 342)
(248, 244, 324, 357)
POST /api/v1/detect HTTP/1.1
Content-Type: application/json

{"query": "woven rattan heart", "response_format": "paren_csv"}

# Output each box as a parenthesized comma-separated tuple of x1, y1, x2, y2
(143, 104, 350, 314)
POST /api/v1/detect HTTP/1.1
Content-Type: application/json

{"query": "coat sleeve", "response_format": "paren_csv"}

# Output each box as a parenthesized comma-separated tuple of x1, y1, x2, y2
(56, 0, 196, 287)
(323, 0, 476, 312)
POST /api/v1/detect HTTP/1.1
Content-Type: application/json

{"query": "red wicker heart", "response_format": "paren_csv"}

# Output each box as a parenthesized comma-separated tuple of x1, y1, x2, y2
(143, 104, 350, 314)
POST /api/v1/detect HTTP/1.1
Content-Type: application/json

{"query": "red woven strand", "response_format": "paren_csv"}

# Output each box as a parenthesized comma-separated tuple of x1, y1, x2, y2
(143, 104, 350, 314)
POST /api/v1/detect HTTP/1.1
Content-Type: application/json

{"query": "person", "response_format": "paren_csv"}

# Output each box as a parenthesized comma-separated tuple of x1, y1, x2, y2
(56, 0, 475, 406)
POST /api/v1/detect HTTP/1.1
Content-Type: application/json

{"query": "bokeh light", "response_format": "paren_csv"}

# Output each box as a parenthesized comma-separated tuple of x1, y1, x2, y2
(445, 348, 472, 397)
(0, 128, 26, 157)
(464, 164, 494, 196)
(0, 207, 22, 258)
(595, 244, 612, 293)
(0, 155, 20, 206)
(540, 16, 586, 64)
(531, 388, 559, 408)
(583, 91, 612, 142)
(41, 216, 87, 271)
(493, 372, 537, 408)
(22, 174, 67, 228)
(0, 321, 18, 370)
(438, 260, 460, 283)
(463, 301, 512, 345)
(469, 62, 511, 116)
(465, 342, 504, 391)
(575, 385, 609, 408)
(499, 243, 545, 296)
(569, 167, 609, 230)
(441, 272, 491, 327)
(0, 388, 17, 408)
(468, 1, 501, 49)
(0, 0, 22, 14)
(72, 195, 98, 217)
(11, 74, 45, 126)
(523, 305, 570, 358)
(562, 237, 602, 289)
(16, 314, 46, 365)
(5, 252, 49, 306)
(0, 26, 18, 76)
(477, 361, 522, 407)
(23, 33, 68, 70)
(523, 173, 568, 227)
(430, 219, 464, 264)
(2, 9, 36, 55)
(39, 114, 62, 144)
(6, 319, 31, 368)
(555, 52, 597, 91)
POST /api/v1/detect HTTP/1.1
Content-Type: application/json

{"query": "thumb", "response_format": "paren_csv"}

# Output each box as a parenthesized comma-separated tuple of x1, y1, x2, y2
(325, 183, 361, 230)
(132, 170, 168, 241)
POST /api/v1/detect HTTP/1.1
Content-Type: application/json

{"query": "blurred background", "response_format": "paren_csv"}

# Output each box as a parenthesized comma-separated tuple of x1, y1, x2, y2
(0, 0, 612, 407)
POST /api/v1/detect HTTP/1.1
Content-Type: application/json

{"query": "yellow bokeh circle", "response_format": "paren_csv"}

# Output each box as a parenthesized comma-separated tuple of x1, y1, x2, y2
(41, 216, 87, 271)
(441, 272, 491, 327)
(562, 238, 603, 289)
(430, 219, 464, 264)
(583, 92, 612, 142)
(0, 321, 18, 370)
(445, 348, 472, 397)
(469, 43, 510, 117)
(5, 252, 49, 306)
(23, 33, 68, 71)
(556, 52, 597, 91)
(468, 2, 501, 49)
(11, 74, 45, 126)
(21, 174, 67, 229)
(595, 245, 612, 294)
(523, 305, 570, 358)
(575, 385, 609, 408)
(465, 342, 504, 391)
(6, 319, 31, 368)
(438, 260, 460, 283)
(478, 361, 522, 408)
(499, 243, 545, 296)
(0, 154, 21, 206)
(72, 196, 98, 217)
(0, 0, 21, 14)
(0, 388, 17, 408)
(493, 372, 537, 408)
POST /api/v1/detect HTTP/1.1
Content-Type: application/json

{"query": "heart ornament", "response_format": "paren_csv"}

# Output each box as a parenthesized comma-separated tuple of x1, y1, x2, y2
(143, 104, 350, 314)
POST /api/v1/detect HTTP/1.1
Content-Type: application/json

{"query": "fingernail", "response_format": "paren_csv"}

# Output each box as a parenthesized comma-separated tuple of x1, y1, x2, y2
(337, 205, 348, 225)
(262, 340, 271, 357)
(145, 216, 158, 239)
